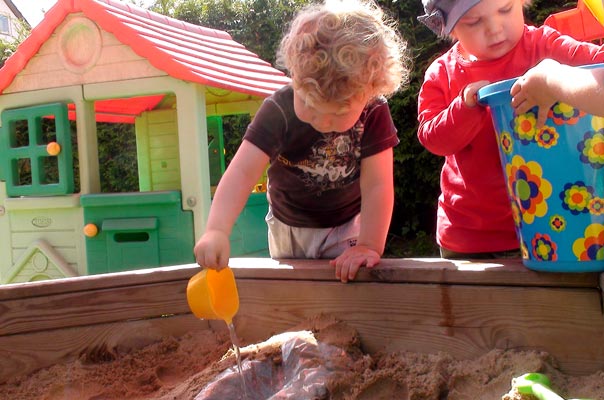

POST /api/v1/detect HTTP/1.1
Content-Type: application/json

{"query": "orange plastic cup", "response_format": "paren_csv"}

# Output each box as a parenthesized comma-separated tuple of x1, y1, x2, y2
(186, 268, 239, 324)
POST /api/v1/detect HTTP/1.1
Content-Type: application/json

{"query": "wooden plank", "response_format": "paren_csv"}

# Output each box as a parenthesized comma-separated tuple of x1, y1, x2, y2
(233, 258, 601, 287)
(0, 314, 216, 384)
(601, 273, 604, 301)
(1, 278, 602, 379)
(234, 280, 604, 375)
(0, 259, 602, 381)
(0, 279, 192, 336)
(0, 258, 599, 301)
(0, 264, 197, 301)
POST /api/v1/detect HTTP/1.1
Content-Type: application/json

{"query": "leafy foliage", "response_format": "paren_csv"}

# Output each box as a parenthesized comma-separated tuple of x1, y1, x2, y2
(97, 123, 139, 193)
(0, 19, 30, 67)
(381, 1, 449, 242)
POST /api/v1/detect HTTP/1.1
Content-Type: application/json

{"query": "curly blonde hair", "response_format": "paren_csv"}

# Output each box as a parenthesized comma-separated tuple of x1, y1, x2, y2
(276, 0, 410, 106)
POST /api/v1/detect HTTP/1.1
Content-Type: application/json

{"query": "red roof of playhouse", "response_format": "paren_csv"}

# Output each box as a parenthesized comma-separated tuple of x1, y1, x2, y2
(0, 0, 290, 98)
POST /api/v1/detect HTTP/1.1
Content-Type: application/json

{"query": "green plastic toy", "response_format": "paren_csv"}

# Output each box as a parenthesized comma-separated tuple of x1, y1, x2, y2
(513, 373, 592, 400)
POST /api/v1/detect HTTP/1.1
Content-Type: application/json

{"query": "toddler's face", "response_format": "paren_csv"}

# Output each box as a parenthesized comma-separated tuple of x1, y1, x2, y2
(293, 90, 368, 133)
(452, 0, 525, 61)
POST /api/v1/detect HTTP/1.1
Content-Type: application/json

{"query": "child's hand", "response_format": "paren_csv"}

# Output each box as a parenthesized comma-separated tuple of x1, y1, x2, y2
(463, 80, 490, 107)
(330, 245, 381, 283)
(193, 229, 231, 270)
(510, 59, 560, 128)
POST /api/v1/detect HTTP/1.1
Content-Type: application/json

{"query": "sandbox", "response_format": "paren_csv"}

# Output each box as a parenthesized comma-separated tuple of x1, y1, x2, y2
(1, 258, 603, 399)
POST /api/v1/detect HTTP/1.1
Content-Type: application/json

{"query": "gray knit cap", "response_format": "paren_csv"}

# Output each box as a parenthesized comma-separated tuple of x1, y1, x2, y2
(418, 0, 481, 36)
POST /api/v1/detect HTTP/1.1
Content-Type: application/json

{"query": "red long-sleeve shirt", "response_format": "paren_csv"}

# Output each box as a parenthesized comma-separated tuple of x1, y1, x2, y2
(418, 24, 604, 253)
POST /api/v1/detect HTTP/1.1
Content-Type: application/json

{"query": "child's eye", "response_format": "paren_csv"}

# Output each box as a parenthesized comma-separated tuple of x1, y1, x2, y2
(463, 19, 481, 27)
(500, 5, 513, 14)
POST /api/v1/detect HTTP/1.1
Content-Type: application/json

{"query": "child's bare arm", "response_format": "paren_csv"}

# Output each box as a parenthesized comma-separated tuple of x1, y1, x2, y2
(330, 148, 394, 282)
(194, 140, 269, 269)
(511, 59, 604, 127)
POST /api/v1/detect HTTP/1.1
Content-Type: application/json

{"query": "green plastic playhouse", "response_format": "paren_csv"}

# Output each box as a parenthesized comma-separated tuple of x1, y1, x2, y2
(0, 0, 289, 284)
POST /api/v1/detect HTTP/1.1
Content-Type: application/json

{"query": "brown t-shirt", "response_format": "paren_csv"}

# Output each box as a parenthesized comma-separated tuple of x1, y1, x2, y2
(244, 85, 399, 228)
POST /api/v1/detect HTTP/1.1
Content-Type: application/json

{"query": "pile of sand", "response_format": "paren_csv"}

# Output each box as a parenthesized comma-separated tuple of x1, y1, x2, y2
(1, 315, 602, 399)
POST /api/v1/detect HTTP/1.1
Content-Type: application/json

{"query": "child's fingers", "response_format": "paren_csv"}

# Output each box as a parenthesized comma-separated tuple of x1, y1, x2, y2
(536, 109, 549, 129)
(510, 80, 521, 96)
(332, 256, 360, 283)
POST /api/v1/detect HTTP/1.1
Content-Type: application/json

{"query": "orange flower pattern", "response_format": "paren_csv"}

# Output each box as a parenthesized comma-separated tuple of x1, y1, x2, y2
(549, 214, 566, 232)
(549, 102, 585, 125)
(500, 131, 513, 155)
(578, 129, 604, 169)
(560, 181, 594, 215)
(505, 155, 552, 224)
(531, 233, 557, 261)
(573, 224, 604, 261)
(512, 113, 538, 144)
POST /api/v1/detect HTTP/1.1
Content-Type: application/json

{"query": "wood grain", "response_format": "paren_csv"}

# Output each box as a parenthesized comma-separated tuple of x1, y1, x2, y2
(0, 258, 602, 382)
(234, 280, 604, 374)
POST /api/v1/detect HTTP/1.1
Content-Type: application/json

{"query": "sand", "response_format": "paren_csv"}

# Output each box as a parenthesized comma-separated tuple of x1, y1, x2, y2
(1, 315, 603, 400)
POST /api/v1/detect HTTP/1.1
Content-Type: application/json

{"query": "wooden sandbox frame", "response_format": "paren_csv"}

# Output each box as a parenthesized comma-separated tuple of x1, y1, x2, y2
(1, 257, 603, 384)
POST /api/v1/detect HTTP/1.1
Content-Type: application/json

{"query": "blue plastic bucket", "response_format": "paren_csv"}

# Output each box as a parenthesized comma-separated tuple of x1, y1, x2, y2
(478, 67, 604, 272)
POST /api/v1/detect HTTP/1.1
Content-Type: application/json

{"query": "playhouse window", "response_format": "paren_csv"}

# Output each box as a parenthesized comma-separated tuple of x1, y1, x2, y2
(0, 103, 75, 196)
(97, 121, 139, 193)
(14, 158, 31, 185)
(0, 15, 10, 35)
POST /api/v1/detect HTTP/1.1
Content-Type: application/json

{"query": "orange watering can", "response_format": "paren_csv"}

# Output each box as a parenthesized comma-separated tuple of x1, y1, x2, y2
(186, 267, 240, 325)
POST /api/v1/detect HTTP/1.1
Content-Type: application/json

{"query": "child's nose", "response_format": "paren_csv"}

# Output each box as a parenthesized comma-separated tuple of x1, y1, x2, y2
(485, 17, 503, 35)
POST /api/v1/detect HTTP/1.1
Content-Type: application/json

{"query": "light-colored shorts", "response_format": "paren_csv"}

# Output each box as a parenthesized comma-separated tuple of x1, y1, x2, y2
(266, 207, 360, 259)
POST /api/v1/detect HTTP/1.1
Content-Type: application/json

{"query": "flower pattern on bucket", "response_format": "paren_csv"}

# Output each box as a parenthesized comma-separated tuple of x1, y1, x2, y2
(510, 201, 522, 229)
(549, 214, 566, 232)
(588, 197, 604, 215)
(578, 129, 604, 169)
(549, 102, 585, 125)
(505, 155, 552, 224)
(560, 181, 594, 215)
(534, 126, 558, 148)
(510, 111, 560, 149)
(572, 223, 604, 261)
(500, 131, 514, 154)
(591, 116, 604, 130)
(531, 233, 557, 262)
(512, 113, 538, 144)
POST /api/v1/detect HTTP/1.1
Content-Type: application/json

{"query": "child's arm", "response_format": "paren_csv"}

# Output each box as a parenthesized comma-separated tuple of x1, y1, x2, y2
(193, 140, 269, 269)
(330, 148, 394, 283)
(418, 74, 490, 156)
(511, 59, 604, 127)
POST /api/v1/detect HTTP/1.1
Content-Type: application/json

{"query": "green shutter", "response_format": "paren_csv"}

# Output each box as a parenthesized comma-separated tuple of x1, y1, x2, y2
(0, 103, 74, 196)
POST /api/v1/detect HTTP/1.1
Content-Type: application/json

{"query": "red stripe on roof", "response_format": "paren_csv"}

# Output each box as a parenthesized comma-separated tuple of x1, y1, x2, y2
(89, 0, 232, 40)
